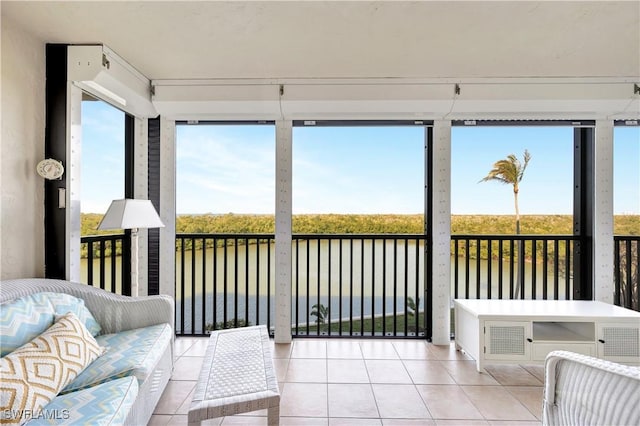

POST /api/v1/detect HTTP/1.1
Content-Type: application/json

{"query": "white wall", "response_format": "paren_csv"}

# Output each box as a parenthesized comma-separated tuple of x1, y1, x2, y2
(1, 13, 46, 279)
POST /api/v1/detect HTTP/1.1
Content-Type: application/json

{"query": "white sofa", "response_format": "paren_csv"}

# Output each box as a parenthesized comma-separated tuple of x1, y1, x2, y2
(543, 350, 640, 426)
(0, 278, 174, 425)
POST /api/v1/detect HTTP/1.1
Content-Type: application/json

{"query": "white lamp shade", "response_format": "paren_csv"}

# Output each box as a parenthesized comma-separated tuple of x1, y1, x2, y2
(98, 199, 165, 230)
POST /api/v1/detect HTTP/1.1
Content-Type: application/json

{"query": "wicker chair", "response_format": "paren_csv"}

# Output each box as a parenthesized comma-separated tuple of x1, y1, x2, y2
(543, 350, 640, 426)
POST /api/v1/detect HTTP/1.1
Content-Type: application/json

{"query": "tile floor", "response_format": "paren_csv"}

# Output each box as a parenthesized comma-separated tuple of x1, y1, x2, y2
(149, 337, 544, 425)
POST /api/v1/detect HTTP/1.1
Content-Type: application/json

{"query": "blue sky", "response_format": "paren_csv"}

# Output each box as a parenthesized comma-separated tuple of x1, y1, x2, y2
(82, 101, 639, 216)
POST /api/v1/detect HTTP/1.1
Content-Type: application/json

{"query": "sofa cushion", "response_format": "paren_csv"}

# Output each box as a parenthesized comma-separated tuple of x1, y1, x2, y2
(23, 376, 138, 425)
(0, 293, 101, 357)
(0, 313, 105, 425)
(61, 323, 172, 394)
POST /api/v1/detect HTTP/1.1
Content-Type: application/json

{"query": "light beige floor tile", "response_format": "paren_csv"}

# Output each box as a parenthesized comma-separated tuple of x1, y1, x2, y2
(172, 356, 204, 381)
(166, 415, 188, 425)
(327, 359, 370, 383)
(435, 420, 489, 426)
(235, 408, 267, 417)
(393, 340, 437, 360)
(280, 417, 329, 425)
(403, 361, 456, 384)
(504, 386, 544, 420)
(292, 340, 328, 358)
(365, 360, 412, 384)
(182, 338, 211, 356)
(274, 358, 290, 382)
(286, 358, 327, 382)
(427, 343, 473, 361)
(221, 416, 267, 424)
(440, 361, 500, 385)
(328, 384, 380, 418)
(372, 384, 431, 419)
(280, 383, 328, 417)
(360, 341, 400, 359)
(174, 338, 198, 357)
(163, 414, 222, 425)
(485, 365, 543, 386)
(461, 386, 537, 421)
(416, 385, 484, 420)
(326, 340, 364, 359)
(383, 420, 437, 426)
(155, 381, 197, 415)
(163, 338, 547, 425)
(521, 364, 545, 383)
(149, 415, 171, 425)
(330, 418, 383, 425)
(271, 341, 293, 359)
(175, 387, 195, 415)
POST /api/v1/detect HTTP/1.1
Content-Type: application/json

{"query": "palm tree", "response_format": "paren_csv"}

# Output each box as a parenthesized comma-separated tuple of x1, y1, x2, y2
(310, 303, 328, 324)
(406, 296, 420, 333)
(480, 150, 531, 234)
(480, 150, 531, 298)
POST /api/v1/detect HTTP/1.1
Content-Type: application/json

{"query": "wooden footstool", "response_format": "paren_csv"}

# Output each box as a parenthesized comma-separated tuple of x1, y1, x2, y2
(187, 325, 280, 425)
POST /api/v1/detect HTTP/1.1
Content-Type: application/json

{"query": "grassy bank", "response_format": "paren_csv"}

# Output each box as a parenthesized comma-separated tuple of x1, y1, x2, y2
(293, 313, 423, 336)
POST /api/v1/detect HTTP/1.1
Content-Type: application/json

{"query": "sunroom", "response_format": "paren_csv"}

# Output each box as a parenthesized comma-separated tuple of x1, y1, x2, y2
(1, 1, 639, 425)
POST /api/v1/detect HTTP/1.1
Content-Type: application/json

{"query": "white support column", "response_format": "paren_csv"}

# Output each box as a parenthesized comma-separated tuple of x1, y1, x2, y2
(159, 116, 176, 299)
(275, 120, 292, 343)
(134, 117, 150, 296)
(430, 120, 452, 345)
(593, 120, 615, 303)
(66, 84, 83, 282)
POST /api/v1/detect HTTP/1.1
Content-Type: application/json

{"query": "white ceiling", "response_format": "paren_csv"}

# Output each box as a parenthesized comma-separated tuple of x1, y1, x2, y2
(3, 1, 639, 120)
(3, 1, 639, 81)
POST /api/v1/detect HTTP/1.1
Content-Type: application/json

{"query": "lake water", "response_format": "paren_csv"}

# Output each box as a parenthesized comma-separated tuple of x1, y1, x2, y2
(82, 240, 571, 333)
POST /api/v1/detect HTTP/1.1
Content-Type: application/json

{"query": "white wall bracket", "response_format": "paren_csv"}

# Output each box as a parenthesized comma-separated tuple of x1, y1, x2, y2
(67, 45, 157, 118)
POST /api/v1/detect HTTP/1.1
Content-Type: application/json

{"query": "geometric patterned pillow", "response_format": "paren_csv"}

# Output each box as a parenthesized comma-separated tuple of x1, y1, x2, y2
(32, 293, 101, 337)
(0, 312, 105, 425)
(0, 295, 55, 357)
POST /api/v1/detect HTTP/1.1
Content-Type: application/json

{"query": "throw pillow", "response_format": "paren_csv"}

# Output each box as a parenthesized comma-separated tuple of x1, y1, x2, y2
(0, 295, 55, 357)
(31, 293, 102, 337)
(0, 312, 105, 425)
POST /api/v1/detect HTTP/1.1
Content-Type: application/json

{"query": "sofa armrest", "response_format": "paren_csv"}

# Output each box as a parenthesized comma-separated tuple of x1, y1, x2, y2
(543, 350, 640, 426)
(87, 293, 175, 335)
(0, 278, 174, 335)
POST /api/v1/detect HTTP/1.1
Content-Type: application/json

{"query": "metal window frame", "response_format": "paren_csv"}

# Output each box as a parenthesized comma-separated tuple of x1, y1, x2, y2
(293, 119, 433, 127)
(452, 119, 596, 127)
(176, 120, 276, 126)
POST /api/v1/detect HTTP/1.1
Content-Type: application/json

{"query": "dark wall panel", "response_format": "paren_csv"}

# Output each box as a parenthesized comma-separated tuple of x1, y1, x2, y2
(44, 44, 68, 278)
(573, 127, 594, 300)
(147, 117, 161, 295)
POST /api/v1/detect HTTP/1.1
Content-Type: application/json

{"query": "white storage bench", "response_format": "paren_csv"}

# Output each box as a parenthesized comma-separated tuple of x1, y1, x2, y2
(454, 299, 640, 372)
(188, 325, 280, 425)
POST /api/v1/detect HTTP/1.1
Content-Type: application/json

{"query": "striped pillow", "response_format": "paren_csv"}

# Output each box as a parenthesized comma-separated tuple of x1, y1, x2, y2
(0, 293, 101, 357)
(33, 292, 101, 336)
(0, 312, 105, 425)
(0, 296, 54, 357)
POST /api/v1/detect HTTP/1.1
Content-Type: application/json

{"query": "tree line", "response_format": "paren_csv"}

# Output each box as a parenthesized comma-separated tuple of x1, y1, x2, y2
(82, 212, 639, 237)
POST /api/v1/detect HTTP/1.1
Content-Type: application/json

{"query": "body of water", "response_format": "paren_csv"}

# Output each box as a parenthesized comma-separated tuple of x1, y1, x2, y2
(82, 239, 571, 333)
